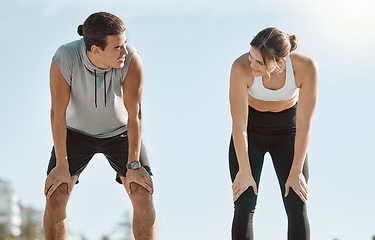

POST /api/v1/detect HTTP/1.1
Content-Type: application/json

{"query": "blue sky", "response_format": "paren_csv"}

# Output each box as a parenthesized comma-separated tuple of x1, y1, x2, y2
(1, 0, 375, 239)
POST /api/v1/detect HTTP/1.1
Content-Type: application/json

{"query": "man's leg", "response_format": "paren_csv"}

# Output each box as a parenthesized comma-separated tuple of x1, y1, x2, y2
(121, 177, 156, 240)
(44, 176, 78, 240)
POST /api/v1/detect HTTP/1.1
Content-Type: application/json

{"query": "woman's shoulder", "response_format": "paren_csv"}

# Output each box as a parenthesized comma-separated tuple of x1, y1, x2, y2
(290, 51, 319, 88)
(290, 51, 318, 73)
(231, 53, 253, 77)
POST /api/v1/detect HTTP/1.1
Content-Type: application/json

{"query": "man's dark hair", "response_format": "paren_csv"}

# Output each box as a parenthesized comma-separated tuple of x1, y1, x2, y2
(77, 12, 126, 51)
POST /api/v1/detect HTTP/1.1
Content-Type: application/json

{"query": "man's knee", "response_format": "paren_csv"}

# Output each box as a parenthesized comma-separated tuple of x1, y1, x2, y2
(129, 183, 153, 209)
(46, 183, 70, 209)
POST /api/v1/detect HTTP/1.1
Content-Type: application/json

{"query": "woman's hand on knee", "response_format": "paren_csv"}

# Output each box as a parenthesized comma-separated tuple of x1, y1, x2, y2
(285, 172, 308, 203)
(232, 171, 257, 202)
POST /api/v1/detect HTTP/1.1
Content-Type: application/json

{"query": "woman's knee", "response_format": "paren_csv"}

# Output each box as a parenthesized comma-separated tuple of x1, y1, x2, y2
(234, 189, 257, 213)
(283, 192, 308, 221)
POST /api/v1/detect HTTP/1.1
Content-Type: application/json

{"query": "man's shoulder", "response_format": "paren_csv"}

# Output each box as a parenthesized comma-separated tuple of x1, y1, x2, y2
(55, 38, 84, 59)
(125, 44, 138, 56)
(116, 44, 141, 84)
(121, 44, 140, 70)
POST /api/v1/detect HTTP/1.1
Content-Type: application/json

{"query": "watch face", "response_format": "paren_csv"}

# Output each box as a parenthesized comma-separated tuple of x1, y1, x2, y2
(129, 161, 140, 169)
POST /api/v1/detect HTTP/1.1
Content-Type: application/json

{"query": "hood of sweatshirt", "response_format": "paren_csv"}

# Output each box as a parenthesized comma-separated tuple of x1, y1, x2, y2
(80, 40, 113, 108)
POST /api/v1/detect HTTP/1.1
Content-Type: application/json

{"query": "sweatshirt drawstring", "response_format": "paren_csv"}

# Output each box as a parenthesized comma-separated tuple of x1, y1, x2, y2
(94, 69, 97, 108)
(104, 71, 107, 106)
(94, 69, 108, 108)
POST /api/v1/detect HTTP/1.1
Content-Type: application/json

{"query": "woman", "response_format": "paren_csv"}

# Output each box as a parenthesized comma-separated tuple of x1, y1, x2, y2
(229, 27, 318, 240)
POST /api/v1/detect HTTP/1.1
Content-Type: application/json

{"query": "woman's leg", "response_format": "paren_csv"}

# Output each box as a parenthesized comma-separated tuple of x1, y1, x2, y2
(229, 135, 266, 240)
(269, 136, 310, 240)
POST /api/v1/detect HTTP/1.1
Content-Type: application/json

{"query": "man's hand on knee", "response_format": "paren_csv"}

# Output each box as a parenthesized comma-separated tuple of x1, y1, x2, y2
(124, 167, 153, 195)
(44, 166, 73, 199)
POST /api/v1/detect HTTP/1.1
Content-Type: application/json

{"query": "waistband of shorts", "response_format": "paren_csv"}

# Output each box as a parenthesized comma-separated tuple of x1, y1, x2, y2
(67, 127, 127, 140)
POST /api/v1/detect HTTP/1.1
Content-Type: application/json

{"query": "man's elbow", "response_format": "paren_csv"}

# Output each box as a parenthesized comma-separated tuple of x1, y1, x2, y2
(137, 107, 142, 121)
(50, 107, 66, 121)
(128, 107, 142, 124)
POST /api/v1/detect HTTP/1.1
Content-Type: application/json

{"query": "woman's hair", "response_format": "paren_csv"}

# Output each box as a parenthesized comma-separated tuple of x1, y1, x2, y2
(77, 12, 125, 51)
(250, 27, 297, 69)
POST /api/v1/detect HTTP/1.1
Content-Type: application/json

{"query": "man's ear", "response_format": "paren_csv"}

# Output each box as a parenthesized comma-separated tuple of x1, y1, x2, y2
(91, 45, 102, 56)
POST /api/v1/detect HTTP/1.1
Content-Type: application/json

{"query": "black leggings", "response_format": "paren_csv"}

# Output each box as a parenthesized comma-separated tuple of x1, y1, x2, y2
(229, 104, 310, 240)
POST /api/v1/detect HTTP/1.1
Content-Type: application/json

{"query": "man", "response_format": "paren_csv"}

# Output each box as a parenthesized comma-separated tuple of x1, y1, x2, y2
(44, 12, 155, 240)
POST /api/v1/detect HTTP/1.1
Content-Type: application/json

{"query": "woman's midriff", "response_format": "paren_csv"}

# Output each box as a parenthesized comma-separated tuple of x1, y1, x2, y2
(248, 93, 298, 112)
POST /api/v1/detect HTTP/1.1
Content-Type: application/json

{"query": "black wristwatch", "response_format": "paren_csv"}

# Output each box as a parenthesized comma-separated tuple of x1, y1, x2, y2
(126, 161, 141, 170)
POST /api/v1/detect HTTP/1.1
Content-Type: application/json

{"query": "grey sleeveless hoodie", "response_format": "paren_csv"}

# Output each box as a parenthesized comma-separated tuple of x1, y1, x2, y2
(53, 38, 137, 138)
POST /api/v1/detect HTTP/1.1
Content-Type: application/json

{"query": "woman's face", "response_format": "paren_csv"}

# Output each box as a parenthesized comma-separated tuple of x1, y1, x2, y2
(248, 46, 278, 76)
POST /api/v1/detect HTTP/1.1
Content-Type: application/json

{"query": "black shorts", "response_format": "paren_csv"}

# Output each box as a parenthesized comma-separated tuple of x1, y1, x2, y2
(47, 128, 152, 184)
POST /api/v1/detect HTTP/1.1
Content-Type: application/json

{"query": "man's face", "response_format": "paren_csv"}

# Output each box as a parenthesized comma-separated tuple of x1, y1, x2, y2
(99, 32, 128, 69)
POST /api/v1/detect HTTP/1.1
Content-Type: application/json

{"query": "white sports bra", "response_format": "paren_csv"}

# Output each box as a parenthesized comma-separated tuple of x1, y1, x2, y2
(248, 56, 299, 101)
